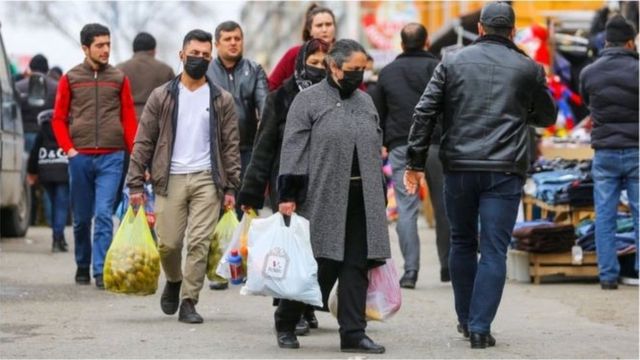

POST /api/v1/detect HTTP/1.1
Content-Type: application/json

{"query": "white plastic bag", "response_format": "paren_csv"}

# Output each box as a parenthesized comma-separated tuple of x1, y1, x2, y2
(241, 213, 322, 307)
(215, 210, 257, 280)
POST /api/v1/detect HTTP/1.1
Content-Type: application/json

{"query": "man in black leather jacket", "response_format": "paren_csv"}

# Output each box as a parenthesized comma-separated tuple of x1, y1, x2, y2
(206, 20, 268, 290)
(403, 2, 556, 349)
(207, 21, 268, 195)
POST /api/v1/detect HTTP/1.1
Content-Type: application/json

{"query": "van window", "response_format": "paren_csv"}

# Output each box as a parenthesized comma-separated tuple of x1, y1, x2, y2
(0, 34, 12, 94)
(0, 33, 16, 132)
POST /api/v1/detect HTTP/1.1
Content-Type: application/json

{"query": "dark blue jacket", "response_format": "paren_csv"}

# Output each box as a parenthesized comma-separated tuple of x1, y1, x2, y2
(370, 50, 441, 151)
(579, 48, 639, 149)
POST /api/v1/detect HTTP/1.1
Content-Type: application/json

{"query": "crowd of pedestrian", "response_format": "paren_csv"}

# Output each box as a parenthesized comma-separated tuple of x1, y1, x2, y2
(14, 0, 638, 355)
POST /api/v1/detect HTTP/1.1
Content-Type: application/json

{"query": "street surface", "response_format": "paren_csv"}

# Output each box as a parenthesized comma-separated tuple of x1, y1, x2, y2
(1, 218, 638, 359)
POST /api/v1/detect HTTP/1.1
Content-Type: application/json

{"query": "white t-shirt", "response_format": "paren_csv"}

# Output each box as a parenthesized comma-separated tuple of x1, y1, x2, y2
(170, 83, 212, 174)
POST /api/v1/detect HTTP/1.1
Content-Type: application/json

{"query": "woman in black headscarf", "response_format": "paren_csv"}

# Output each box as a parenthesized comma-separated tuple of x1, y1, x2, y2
(238, 38, 330, 334)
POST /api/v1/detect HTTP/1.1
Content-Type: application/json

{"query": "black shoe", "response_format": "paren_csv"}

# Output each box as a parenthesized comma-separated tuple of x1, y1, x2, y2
(59, 237, 69, 252)
(160, 281, 182, 315)
(52, 238, 61, 253)
(95, 275, 104, 290)
(457, 323, 469, 338)
(440, 267, 451, 282)
(341, 336, 385, 354)
(294, 317, 310, 336)
(178, 299, 203, 324)
(277, 331, 299, 349)
(75, 267, 90, 285)
(304, 309, 319, 329)
(601, 281, 618, 290)
(209, 280, 229, 290)
(470, 332, 496, 349)
(399, 270, 418, 289)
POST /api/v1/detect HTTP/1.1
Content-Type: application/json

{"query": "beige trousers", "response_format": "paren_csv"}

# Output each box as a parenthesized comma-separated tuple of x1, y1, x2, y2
(155, 170, 221, 303)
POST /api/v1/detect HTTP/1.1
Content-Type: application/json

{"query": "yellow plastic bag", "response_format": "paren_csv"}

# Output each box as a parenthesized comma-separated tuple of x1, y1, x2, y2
(104, 206, 161, 295)
(207, 209, 240, 281)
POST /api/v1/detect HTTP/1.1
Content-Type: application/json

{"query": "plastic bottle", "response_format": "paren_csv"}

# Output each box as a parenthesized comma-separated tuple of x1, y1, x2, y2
(228, 249, 244, 285)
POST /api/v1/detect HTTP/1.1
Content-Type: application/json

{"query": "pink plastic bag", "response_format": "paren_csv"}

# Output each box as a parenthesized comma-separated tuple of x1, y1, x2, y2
(365, 259, 402, 321)
(328, 259, 402, 321)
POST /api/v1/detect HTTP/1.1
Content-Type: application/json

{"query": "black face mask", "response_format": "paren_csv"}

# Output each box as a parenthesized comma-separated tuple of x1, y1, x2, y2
(184, 56, 209, 80)
(305, 65, 326, 84)
(338, 70, 363, 97)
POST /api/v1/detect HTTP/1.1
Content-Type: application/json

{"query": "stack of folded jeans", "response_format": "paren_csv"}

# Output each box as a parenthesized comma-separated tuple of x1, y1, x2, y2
(554, 175, 594, 206)
(531, 170, 583, 205)
(575, 214, 637, 255)
(512, 222, 576, 253)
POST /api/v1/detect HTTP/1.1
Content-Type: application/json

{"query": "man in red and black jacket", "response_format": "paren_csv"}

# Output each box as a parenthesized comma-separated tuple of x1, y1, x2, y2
(52, 23, 137, 289)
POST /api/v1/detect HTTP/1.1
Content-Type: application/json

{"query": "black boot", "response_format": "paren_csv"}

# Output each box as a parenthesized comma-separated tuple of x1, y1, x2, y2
(58, 235, 69, 252)
(178, 298, 203, 324)
(341, 335, 385, 354)
(52, 237, 62, 253)
(304, 307, 319, 329)
(277, 331, 300, 349)
(75, 267, 90, 285)
(470, 332, 496, 349)
(457, 323, 469, 338)
(160, 281, 182, 315)
(52, 234, 67, 253)
(294, 316, 310, 336)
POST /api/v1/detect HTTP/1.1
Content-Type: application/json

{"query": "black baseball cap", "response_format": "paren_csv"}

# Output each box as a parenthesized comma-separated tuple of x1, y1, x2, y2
(480, 2, 515, 28)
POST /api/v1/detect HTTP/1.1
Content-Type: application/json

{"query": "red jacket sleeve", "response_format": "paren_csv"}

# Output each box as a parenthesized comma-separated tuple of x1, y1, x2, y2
(268, 45, 301, 91)
(120, 76, 138, 153)
(51, 75, 74, 153)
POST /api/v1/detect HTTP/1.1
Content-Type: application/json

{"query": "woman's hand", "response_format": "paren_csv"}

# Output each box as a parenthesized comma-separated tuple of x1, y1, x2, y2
(278, 201, 296, 216)
(404, 170, 424, 195)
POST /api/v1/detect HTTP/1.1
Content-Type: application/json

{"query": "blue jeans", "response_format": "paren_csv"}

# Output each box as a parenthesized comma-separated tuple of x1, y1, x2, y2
(42, 183, 70, 238)
(593, 148, 639, 281)
(389, 145, 422, 272)
(68, 152, 124, 277)
(445, 171, 523, 334)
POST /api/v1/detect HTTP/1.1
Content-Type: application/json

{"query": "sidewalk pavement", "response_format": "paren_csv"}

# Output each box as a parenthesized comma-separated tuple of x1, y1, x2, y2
(1, 217, 637, 359)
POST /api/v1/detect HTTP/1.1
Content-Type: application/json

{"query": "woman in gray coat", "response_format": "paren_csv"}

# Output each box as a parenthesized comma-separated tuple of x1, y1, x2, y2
(276, 39, 391, 354)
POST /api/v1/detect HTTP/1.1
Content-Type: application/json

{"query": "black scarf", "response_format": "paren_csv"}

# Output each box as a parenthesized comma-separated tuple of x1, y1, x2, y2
(473, 34, 530, 58)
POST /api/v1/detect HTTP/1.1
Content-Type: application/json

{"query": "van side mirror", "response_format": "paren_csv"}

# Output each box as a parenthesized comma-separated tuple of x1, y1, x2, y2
(27, 74, 47, 107)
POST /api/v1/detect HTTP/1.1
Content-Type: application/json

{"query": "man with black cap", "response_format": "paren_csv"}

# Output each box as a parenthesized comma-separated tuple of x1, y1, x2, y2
(580, 15, 639, 290)
(403, 1, 556, 349)
(16, 54, 58, 152)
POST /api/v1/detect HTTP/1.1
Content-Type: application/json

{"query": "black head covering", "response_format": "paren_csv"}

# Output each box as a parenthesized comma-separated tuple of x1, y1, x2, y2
(294, 40, 321, 90)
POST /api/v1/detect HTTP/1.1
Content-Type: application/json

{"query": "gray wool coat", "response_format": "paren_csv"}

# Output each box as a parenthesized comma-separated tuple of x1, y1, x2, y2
(278, 79, 391, 262)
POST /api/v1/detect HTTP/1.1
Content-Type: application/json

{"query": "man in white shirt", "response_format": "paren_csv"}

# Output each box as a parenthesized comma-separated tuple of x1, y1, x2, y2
(127, 29, 241, 323)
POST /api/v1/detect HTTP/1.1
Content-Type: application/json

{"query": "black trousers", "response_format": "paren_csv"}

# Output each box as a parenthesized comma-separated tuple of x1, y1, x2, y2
(274, 180, 369, 342)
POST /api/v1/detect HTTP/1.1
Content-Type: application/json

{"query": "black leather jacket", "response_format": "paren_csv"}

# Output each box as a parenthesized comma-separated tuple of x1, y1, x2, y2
(406, 37, 557, 177)
(207, 57, 268, 151)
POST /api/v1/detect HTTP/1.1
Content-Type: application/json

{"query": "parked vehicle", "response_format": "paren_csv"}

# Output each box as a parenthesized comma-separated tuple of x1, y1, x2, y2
(0, 22, 31, 237)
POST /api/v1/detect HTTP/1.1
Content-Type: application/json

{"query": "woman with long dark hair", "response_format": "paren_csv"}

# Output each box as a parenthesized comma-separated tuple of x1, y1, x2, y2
(267, 3, 336, 91)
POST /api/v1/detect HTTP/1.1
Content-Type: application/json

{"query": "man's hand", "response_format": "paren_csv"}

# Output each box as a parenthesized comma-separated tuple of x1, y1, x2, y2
(404, 170, 425, 195)
(67, 148, 79, 158)
(26, 173, 38, 186)
(144, 170, 151, 181)
(129, 192, 145, 207)
(279, 201, 296, 216)
(224, 194, 235, 209)
(240, 205, 253, 213)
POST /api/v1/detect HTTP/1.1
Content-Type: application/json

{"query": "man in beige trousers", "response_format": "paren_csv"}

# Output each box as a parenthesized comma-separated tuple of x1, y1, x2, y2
(127, 29, 241, 324)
